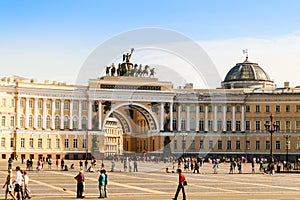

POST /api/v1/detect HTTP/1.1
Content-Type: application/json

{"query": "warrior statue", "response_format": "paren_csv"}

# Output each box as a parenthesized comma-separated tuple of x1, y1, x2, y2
(111, 63, 116, 76)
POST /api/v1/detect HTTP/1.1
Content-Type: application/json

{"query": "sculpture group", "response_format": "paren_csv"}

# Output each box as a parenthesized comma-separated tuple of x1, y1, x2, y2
(105, 48, 156, 78)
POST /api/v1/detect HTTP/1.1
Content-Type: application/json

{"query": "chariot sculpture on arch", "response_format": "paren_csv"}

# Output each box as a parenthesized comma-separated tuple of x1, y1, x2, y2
(105, 48, 156, 78)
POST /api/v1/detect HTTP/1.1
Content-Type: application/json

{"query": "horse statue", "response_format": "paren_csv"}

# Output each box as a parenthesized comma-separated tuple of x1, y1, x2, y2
(111, 63, 116, 76)
(149, 67, 155, 78)
(136, 64, 143, 77)
(142, 65, 150, 77)
(105, 66, 111, 76)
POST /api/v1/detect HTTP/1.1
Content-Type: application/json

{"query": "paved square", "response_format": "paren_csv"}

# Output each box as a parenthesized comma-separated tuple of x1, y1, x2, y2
(1, 160, 300, 200)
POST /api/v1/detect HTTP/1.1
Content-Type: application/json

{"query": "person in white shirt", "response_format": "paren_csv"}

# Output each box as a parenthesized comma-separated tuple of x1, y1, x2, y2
(13, 166, 22, 200)
(23, 171, 31, 199)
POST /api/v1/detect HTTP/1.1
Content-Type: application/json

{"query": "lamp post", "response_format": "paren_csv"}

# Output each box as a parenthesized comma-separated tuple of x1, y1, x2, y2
(180, 132, 187, 156)
(283, 134, 291, 163)
(264, 114, 279, 163)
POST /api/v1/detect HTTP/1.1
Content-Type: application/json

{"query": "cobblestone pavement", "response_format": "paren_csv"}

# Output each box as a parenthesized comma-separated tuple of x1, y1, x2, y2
(1, 160, 300, 200)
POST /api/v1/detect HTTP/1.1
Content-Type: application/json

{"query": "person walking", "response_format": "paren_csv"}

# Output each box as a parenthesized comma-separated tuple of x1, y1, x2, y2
(98, 169, 105, 198)
(13, 166, 23, 200)
(103, 169, 108, 198)
(23, 171, 31, 199)
(2, 169, 17, 200)
(133, 160, 138, 172)
(172, 169, 186, 200)
(56, 159, 59, 169)
(74, 170, 85, 198)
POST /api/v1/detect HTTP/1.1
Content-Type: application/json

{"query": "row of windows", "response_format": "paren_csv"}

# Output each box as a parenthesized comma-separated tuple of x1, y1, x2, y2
(18, 100, 88, 111)
(253, 105, 299, 113)
(2, 137, 87, 149)
(173, 139, 282, 151)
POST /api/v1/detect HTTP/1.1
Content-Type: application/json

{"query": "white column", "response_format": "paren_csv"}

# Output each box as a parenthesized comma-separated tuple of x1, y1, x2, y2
(33, 98, 38, 129)
(170, 102, 173, 131)
(16, 97, 20, 128)
(177, 104, 181, 131)
(223, 104, 227, 132)
(241, 104, 245, 132)
(232, 105, 236, 132)
(186, 104, 190, 131)
(88, 100, 92, 130)
(204, 104, 208, 132)
(195, 104, 199, 132)
(60, 100, 64, 129)
(78, 100, 82, 130)
(51, 99, 55, 129)
(98, 101, 102, 130)
(160, 102, 164, 131)
(213, 104, 217, 132)
(25, 98, 29, 129)
(69, 100, 73, 130)
(42, 98, 47, 129)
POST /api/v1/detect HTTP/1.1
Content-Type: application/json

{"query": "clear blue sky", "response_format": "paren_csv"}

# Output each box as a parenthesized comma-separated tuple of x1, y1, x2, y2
(1, 0, 300, 87)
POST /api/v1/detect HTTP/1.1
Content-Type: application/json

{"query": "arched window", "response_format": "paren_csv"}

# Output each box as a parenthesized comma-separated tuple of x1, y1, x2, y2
(55, 116, 60, 129)
(73, 116, 78, 130)
(46, 115, 51, 129)
(29, 115, 33, 128)
(20, 115, 25, 127)
(37, 115, 42, 128)
(64, 116, 69, 129)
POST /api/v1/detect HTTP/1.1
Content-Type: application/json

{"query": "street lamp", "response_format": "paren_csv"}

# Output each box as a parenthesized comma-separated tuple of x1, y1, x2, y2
(264, 114, 279, 163)
(283, 134, 291, 163)
(180, 132, 187, 156)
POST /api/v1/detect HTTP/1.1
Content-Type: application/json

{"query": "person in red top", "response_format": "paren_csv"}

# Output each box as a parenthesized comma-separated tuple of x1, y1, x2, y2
(74, 170, 85, 198)
(172, 168, 186, 200)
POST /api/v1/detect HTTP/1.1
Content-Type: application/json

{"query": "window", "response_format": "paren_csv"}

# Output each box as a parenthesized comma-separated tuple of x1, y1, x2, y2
(199, 105, 204, 112)
(64, 101, 69, 110)
(246, 121, 250, 131)
(1, 116, 5, 126)
(38, 100, 42, 109)
(46, 116, 51, 129)
(181, 104, 186, 112)
(208, 120, 212, 131)
(64, 116, 69, 129)
(37, 115, 42, 128)
(217, 140, 222, 150)
(208, 106, 212, 113)
(21, 138, 25, 148)
(236, 120, 241, 131)
(38, 138, 42, 148)
(46, 100, 51, 109)
(82, 117, 87, 129)
(236, 105, 240, 112)
(82, 138, 87, 148)
(246, 105, 250, 112)
(209, 140, 213, 149)
(47, 138, 51, 149)
(20, 115, 24, 127)
(276, 141, 281, 150)
(217, 120, 222, 131)
(56, 138, 60, 148)
(172, 119, 177, 130)
(29, 138, 33, 148)
(276, 105, 280, 112)
(265, 105, 270, 113)
(182, 139, 186, 150)
(1, 138, 5, 148)
(255, 140, 260, 150)
(2, 98, 6, 107)
(190, 140, 195, 150)
(181, 119, 186, 131)
(55, 116, 60, 129)
(236, 140, 241, 150)
(227, 140, 231, 150)
(276, 121, 281, 131)
(190, 105, 195, 112)
(73, 117, 78, 130)
(29, 100, 33, 108)
(296, 121, 300, 131)
(246, 140, 250, 150)
(286, 121, 291, 131)
(82, 102, 87, 110)
(10, 116, 14, 126)
(20, 100, 25, 108)
(172, 104, 177, 112)
(199, 120, 204, 131)
(255, 121, 261, 131)
(29, 115, 33, 127)
(296, 105, 300, 112)
(73, 102, 78, 110)
(200, 140, 204, 150)
(217, 105, 222, 112)
(10, 138, 14, 148)
(226, 106, 231, 112)
(255, 105, 260, 112)
(286, 105, 290, 112)
(73, 138, 78, 148)
(64, 139, 69, 148)
(55, 101, 60, 110)
(174, 140, 177, 150)
(266, 141, 270, 150)
(11, 99, 15, 107)
(226, 120, 232, 131)
(190, 118, 195, 130)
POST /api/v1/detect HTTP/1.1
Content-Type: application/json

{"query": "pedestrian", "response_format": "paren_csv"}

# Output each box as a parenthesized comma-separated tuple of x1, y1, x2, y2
(26, 159, 30, 171)
(111, 159, 115, 172)
(48, 158, 52, 169)
(193, 161, 199, 173)
(37, 159, 42, 172)
(74, 170, 85, 198)
(61, 159, 65, 171)
(128, 159, 132, 172)
(229, 161, 234, 174)
(133, 160, 138, 172)
(13, 166, 22, 200)
(237, 160, 242, 174)
(8, 158, 13, 170)
(2, 169, 17, 200)
(172, 169, 186, 200)
(213, 160, 219, 174)
(56, 159, 59, 169)
(79, 160, 83, 169)
(103, 169, 108, 198)
(23, 171, 31, 199)
(98, 169, 105, 198)
(251, 160, 255, 173)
